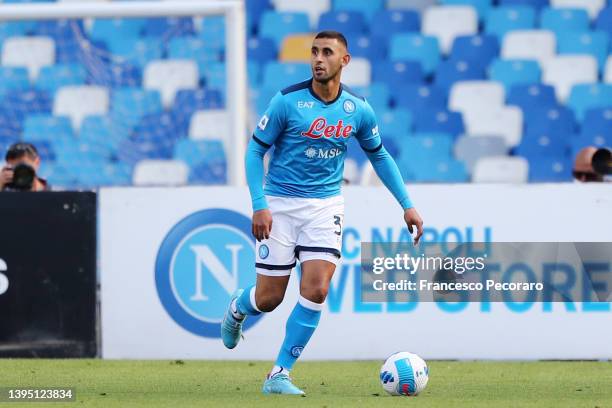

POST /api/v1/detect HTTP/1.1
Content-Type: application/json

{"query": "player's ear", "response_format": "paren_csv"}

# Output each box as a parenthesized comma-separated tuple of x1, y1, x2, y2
(342, 53, 351, 67)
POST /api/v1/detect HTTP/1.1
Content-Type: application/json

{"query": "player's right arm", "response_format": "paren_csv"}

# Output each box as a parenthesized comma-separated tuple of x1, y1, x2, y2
(246, 92, 287, 241)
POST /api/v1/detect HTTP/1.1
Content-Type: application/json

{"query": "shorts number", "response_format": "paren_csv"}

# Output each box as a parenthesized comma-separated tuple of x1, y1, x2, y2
(333, 215, 343, 236)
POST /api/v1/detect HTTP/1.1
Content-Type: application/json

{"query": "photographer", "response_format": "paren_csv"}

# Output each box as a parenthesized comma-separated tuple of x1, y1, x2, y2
(573, 146, 611, 183)
(0, 142, 48, 192)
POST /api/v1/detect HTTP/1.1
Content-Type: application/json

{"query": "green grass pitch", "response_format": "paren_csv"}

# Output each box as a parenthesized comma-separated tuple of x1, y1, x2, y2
(1, 360, 611, 407)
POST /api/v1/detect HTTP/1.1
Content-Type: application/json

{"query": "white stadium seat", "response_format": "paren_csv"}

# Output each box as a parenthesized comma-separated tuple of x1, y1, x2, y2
(454, 135, 508, 173)
(133, 159, 189, 186)
(54, 86, 109, 130)
(449, 81, 505, 117)
(472, 156, 529, 183)
(463, 106, 523, 147)
(543, 55, 598, 103)
(501, 30, 556, 68)
(272, 0, 330, 28)
(1, 36, 55, 81)
(422, 6, 478, 54)
(189, 109, 230, 141)
(341, 57, 371, 87)
(550, 0, 605, 19)
(144, 59, 199, 108)
(604, 56, 612, 83)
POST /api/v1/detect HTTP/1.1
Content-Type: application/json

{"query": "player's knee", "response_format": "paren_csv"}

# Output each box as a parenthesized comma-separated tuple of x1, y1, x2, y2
(256, 293, 284, 312)
(301, 287, 328, 304)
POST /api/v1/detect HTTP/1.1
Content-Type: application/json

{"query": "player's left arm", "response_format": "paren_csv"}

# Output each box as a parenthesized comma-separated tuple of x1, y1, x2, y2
(355, 103, 424, 245)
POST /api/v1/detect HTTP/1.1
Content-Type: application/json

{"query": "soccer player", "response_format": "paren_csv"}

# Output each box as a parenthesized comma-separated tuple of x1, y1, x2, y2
(221, 30, 423, 395)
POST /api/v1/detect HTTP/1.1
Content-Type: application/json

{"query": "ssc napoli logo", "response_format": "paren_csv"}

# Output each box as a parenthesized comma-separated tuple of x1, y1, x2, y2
(258, 244, 270, 259)
(291, 346, 304, 357)
(343, 100, 355, 114)
(155, 209, 262, 337)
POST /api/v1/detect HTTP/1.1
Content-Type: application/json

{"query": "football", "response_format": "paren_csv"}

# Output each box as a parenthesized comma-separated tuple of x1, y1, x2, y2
(380, 352, 429, 396)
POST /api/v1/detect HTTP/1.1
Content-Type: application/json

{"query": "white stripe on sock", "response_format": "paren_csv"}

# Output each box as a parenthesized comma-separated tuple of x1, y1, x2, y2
(250, 286, 262, 313)
(298, 295, 324, 311)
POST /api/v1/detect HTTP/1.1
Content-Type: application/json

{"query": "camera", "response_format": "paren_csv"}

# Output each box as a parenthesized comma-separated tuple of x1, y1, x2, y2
(3, 162, 36, 191)
(592, 148, 611, 176)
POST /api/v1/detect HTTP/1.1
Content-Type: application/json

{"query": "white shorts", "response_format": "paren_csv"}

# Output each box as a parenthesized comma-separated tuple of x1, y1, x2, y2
(255, 195, 344, 276)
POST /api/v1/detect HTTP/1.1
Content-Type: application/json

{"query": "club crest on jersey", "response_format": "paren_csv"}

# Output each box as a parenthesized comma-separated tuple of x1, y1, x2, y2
(343, 100, 355, 113)
(301, 118, 353, 139)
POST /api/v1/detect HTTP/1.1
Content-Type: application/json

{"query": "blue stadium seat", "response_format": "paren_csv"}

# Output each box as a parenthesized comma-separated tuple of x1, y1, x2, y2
(33, 19, 84, 41)
(56, 38, 108, 65)
(345, 34, 387, 62)
(440, 0, 493, 20)
(0, 114, 21, 145)
(0, 67, 30, 98)
(247, 37, 278, 64)
(567, 83, 612, 120)
(540, 8, 589, 35)
(372, 61, 424, 88)
(523, 106, 576, 134)
(333, 0, 384, 22)
(248, 61, 261, 88)
(498, 0, 548, 11)
(489, 59, 541, 90)
(90, 18, 146, 46)
(80, 115, 130, 155)
(0, 21, 34, 43)
(557, 31, 609, 70)
(400, 156, 469, 182)
(506, 84, 558, 112)
(109, 38, 163, 69)
(582, 107, 612, 133)
(51, 137, 110, 166)
(111, 88, 163, 129)
(414, 109, 464, 138)
(377, 109, 413, 139)
(515, 128, 570, 158)
(23, 115, 74, 142)
(318, 10, 368, 35)
(449, 34, 499, 67)
(371, 10, 420, 37)
(262, 62, 311, 89)
(117, 113, 179, 165)
(202, 62, 227, 96)
(168, 37, 221, 67)
(172, 89, 224, 135)
(0, 89, 52, 122)
(36, 64, 86, 95)
(39, 162, 79, 187)
(198, 16, 226, 52)
(389, 33, 441, 74)
(576, 127, 612, 150)
(87, 61, 141, 88)
(189, 152, 227, 184)
(142, 17, 195, 38)
(246, 0, 273, 35)
(260, 11, 310, 47)
(174, 138, 225, 166)
(392, 84, 447, 114)
(485, 6, 536, 39)
(28, 140, 56, 162)
(352, 82, 390, 112)
(528, 156, 572, 182)
(399, 132, 454, 161)
(434, 59, 486, 90)
(595, 6, 612, 38)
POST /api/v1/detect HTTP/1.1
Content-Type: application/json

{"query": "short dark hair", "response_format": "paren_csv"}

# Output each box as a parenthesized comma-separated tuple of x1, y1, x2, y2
(314, 30, 348, 49)
(5, 142, 39, 161)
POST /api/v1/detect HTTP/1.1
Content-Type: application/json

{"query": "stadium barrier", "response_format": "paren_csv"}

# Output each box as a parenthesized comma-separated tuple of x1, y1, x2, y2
(99, 185, 612, 360)
(0, 192, 97, 358)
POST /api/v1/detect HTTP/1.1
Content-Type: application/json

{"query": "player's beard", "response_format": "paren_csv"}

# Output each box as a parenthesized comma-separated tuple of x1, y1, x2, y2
(313, 64, 342, 84)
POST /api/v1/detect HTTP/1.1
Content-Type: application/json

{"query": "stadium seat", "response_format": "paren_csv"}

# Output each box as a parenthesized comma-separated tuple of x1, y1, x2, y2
(485, 6, 536, 39)
(567, 83, 612, 120)
(377, 109, 413, 139)
(372, 61, 424, 88)
(197, 16, 226, 53)
(389, 33, 441, 74)
(462, 106, 523, 146)
(472, 156, 529, 182)
(341, 57, 371, 87)
(90, 18, 147, 49)
(440, 0, 492, 21)
(1, 36, 55, 81)
(0, 89, 52, 123)
(434, 59, 486, 90)
(506, 84, 558, 112)
(399, 133, 454, 160)
(280, 34, 315, 62)
(0, 67, 29, 99)
(201, 62, 226, 97)
(499, 0, 548, 11)
(449, 81, 505, 117)
(174, 138, 226, 167)
(0, 21, 33, 43)
(189, 109, 230, 142)
(109, 38, 163, 69)
(117, 113, 179, 165)
(87, 61, 142, 88)
(557, 31, 609, 70)
(318, 10, 368, 34)
(54, 85, 110, 130)
(523, 105, 577, 134)
(80, 115, 129, 154)
(36, 64, 86, 95)
(550, 0, 605, 19)
(414, 109, 464, 138)
(353, 82, 390, 112)
(582, 107, 612, 136)
(404, 158, 469, 182)
(272, 0, 330, 28)
(133, 159, 189, 186)
(454, 135, 508, 172)
(371, 10, 420, 37)
(246, 0, 273, 35)
(516, 128, 570, 158)
(540, 7, 590, 35)
(527, 156, 572, 182)
(501, 30, 556, 67)
(392, 84, 447, 113)
(489, 59, 541, 91)
(422, 5, 478, 54)
(577, 121, 612, 149)
(248, 37, 278, 64)
(345, 34, 387, 63)
(333, 0, 383, 22)
(189, 151, 227, 184)
(262, 62, 311, 89)
(111, 88, 163, 130)
(386, 0, 438, 13)
(168, 37, 221, 68)
(449, 34, 499, 67)
(142, 17, 195, 38)
(542, 55, 598, 102)
(23, 115, 74, 142)
(0, 114, 22, 145)
(144, 59, 199, 108)
(260, 11, 310, 47)
(172, 89, 224, 134)
(595, 6, 612, 38)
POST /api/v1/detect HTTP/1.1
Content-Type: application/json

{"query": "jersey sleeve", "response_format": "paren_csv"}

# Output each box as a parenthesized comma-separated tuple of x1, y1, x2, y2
(253, 91, 287, 147)
(354, 100, 382, 152)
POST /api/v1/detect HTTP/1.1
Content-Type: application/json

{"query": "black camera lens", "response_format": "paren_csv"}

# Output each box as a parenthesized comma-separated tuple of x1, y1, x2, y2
(10, 163, 36, 191)
(592, 148, 611, 176)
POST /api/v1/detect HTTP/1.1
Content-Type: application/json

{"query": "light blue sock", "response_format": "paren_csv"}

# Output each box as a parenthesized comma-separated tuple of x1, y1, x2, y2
(235, 285, 261, 316)
(275, 296, 323, 370)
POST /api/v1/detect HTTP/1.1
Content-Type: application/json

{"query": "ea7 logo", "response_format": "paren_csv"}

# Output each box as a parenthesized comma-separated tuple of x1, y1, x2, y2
(297, 101, 314, 108)
(0, 258, 8, 296)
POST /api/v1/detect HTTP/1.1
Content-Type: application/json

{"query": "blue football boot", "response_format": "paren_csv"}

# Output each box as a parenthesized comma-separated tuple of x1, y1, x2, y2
(221, 289, 245, 349)
(262, 373, 305, 395)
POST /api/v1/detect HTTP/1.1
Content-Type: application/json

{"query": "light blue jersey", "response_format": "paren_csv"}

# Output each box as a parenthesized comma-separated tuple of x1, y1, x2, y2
(253, 79, 381, 199)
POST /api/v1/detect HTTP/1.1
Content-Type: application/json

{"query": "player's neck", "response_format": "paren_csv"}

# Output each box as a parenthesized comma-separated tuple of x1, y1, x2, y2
(311, 78, 341, 103)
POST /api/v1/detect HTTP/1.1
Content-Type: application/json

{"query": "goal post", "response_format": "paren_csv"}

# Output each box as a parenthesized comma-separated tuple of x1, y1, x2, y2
(0, 0, 247, 186)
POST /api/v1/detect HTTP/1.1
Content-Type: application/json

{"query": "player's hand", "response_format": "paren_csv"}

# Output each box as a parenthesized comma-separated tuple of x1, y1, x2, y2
(0, 166, 13, 189)
(404, 208, 423, 246)
(252, 209, 273, 242)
